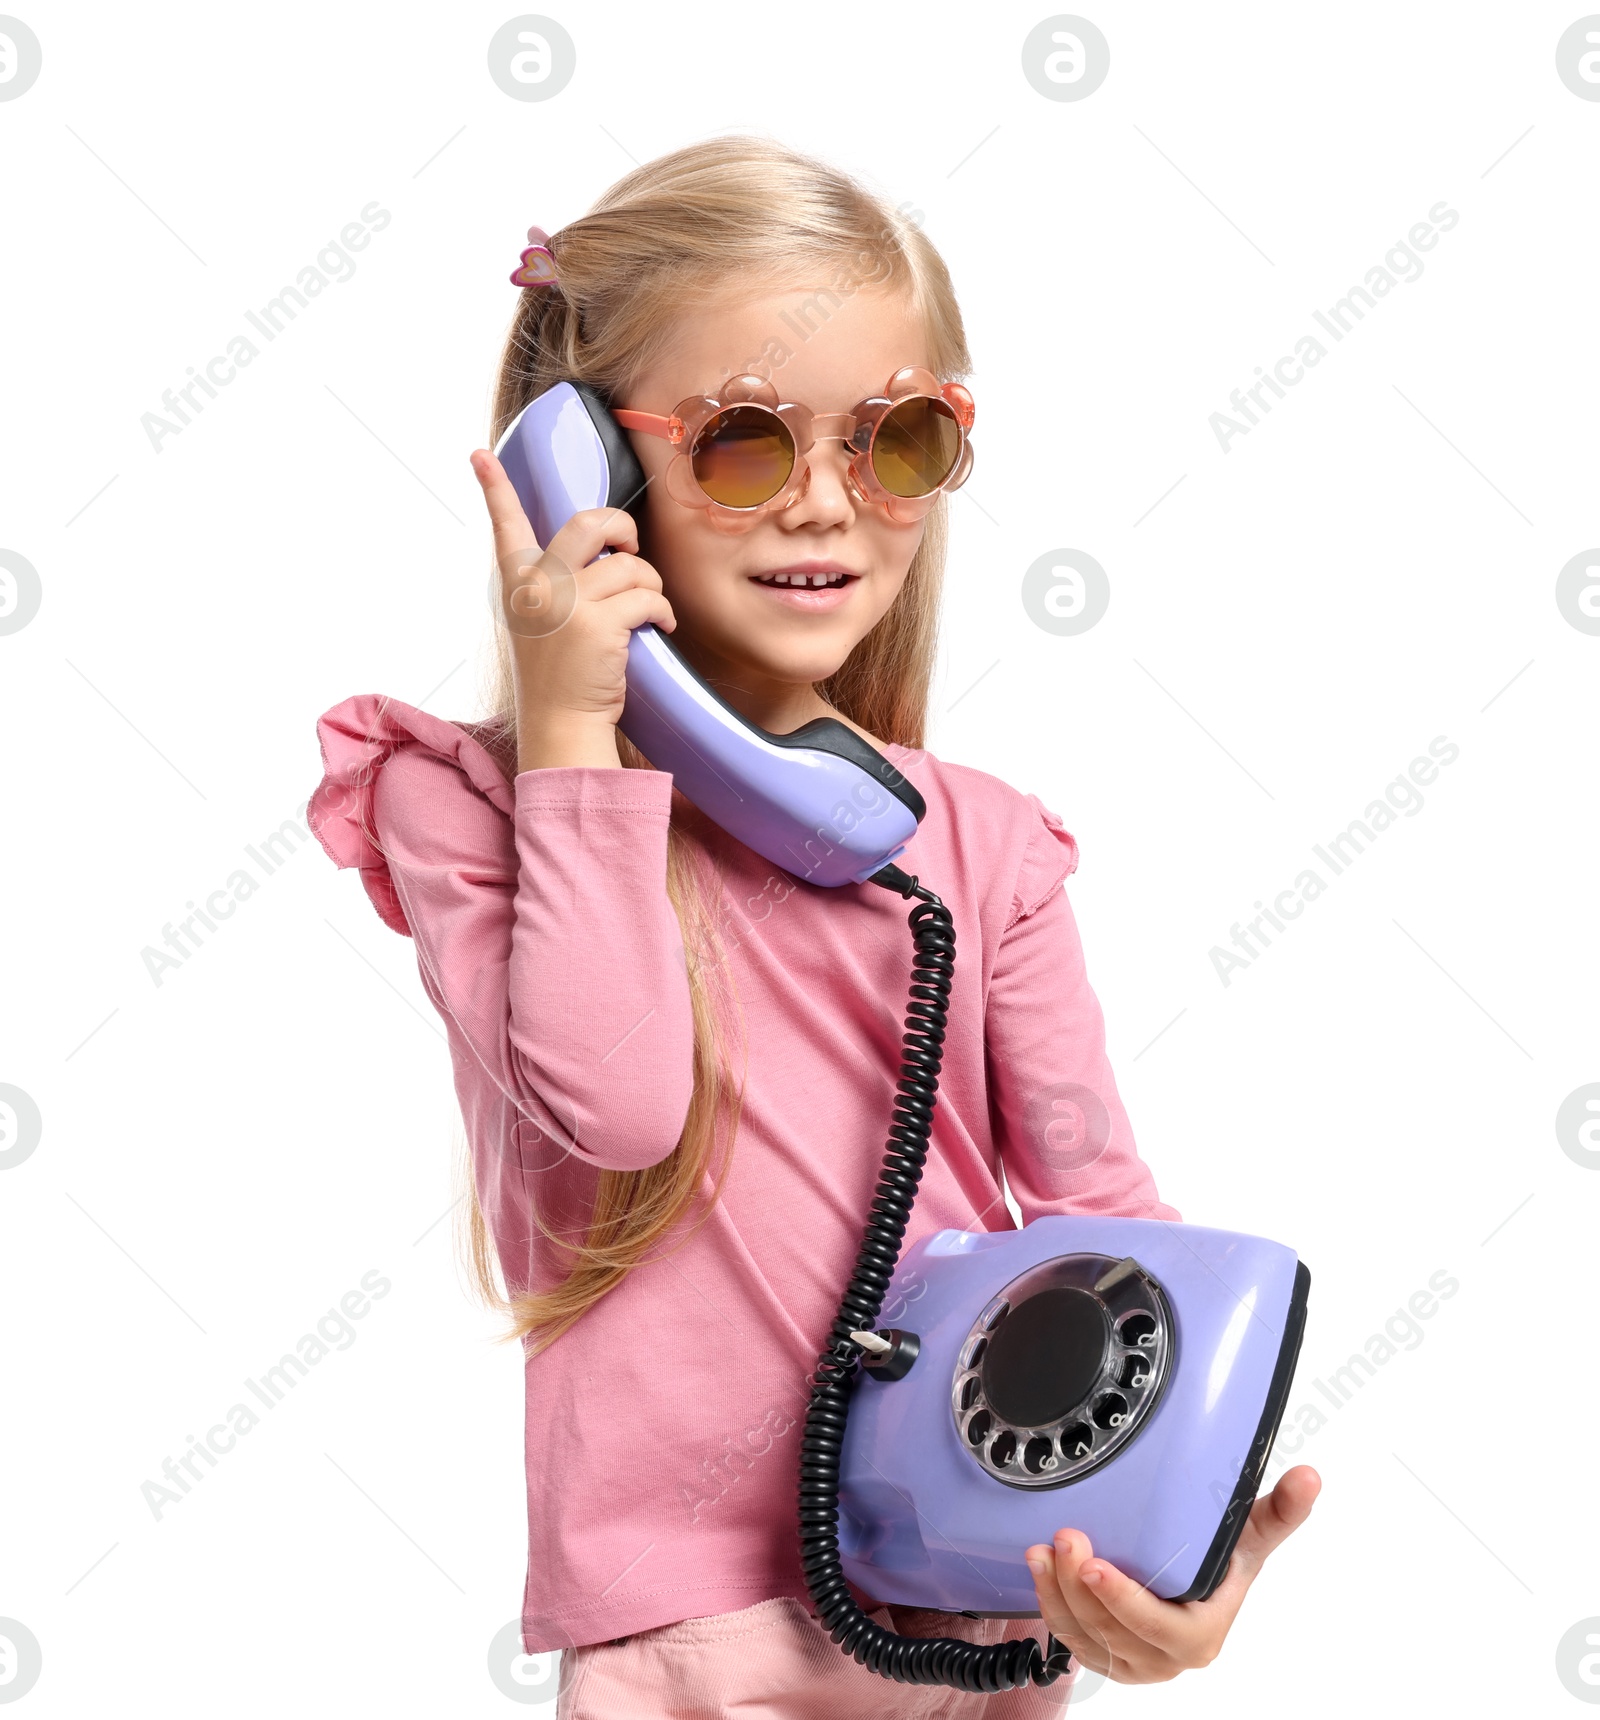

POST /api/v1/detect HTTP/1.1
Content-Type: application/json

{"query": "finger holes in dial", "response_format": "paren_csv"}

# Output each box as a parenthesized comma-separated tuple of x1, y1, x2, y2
(1117, 1352, 1151, 1390)
(1059, 1422, 1093, 1462)
(1117, 1311, 1157, 1348)
(1023, 1436, 1057, 1474)
(1091, 1392, 1129, 1431)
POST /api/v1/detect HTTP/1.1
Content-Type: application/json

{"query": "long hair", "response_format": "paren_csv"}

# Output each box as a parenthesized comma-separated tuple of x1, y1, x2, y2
(463, 134, 972, 1357)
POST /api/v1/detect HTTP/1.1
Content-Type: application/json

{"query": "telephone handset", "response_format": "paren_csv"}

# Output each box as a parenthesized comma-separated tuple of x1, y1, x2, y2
(493, 382, 923, 887)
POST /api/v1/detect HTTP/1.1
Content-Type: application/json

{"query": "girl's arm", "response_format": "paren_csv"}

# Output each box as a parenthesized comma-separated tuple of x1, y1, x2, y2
(985, 801, 1321, 1676)
(984, 809, 1182, 1225)
(327, 451, 693, 1180)
(357, 723, 697, 1175)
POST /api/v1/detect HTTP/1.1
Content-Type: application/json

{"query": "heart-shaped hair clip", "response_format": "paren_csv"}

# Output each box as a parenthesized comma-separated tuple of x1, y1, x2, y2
(510, 225, 559, 289)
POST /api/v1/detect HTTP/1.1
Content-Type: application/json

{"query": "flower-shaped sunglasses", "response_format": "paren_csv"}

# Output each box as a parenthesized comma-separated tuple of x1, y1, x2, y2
(611, 365, 975, 532)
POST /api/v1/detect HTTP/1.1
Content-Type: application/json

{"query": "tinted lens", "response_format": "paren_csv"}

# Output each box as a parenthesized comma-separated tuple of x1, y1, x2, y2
(872, 396, 960, 498)
(691, 405, 794, 507)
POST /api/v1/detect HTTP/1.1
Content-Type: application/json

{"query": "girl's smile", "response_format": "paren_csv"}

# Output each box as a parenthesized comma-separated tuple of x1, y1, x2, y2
(745, 558, 862, 609)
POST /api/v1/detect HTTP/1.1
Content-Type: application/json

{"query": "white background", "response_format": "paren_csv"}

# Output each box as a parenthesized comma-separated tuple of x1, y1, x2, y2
(3, 2, 1598, 1714)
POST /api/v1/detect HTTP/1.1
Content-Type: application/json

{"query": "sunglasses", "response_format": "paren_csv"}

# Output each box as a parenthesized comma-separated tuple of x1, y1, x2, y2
(612, 365, 975, 532)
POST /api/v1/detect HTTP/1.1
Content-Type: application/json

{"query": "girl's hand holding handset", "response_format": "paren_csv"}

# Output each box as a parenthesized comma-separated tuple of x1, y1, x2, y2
(468, 448, 676, 773)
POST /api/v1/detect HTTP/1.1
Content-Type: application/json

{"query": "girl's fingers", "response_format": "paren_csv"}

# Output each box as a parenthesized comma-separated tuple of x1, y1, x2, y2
(602, 587, 677, 635)
(1200, 1467, 1321, 1617)
(577, 551, 663, 605)
(1024, 1555, 1108, 1675)
(470, 449, 540, 561)
(1026, 1541, 1077, 1634)
(546, 503, 640, 571)
(1226, 1466, 1321, 1586)
(1048, 1533, 1146, 1665)
(468, 451, 640, 572)
(1072, 1553, 1209, 1663)
(1028, 1535, 1131, 1675)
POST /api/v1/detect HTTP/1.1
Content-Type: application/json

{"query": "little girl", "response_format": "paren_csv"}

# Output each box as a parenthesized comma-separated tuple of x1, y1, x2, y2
(308, 136, 1316, 1718)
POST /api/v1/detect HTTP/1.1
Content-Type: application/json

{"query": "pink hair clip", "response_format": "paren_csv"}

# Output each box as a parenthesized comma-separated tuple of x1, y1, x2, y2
(510, 225, 558, 289)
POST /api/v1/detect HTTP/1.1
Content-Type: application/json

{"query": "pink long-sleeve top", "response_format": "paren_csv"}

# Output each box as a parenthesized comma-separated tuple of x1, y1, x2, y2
(307, 692, 1181, 1655)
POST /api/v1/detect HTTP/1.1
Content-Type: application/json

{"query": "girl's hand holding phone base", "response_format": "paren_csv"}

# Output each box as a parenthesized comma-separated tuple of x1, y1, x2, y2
(1025, 1464, 1320, 1682)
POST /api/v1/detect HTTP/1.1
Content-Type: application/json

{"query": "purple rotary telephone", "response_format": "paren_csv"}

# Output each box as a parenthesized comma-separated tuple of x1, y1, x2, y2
(494, 383, 1310, 1696)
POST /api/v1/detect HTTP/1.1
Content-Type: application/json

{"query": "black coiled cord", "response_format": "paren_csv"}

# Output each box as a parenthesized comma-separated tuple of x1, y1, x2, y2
(796, 862, 1075, 1693)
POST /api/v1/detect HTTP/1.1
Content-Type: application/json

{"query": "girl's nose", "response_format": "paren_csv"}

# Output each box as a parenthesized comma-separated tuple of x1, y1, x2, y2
(777, 438, 858, 529)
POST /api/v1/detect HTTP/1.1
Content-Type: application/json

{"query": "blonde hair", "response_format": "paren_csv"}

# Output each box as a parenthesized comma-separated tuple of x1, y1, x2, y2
(463, 134, 972, 1357)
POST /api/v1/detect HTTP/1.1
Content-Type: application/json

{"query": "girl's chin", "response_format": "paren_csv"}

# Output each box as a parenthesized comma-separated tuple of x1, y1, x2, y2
(725, 642, 854, 690)
(672, 602, 865, 690)
(750, 651, 853, 688)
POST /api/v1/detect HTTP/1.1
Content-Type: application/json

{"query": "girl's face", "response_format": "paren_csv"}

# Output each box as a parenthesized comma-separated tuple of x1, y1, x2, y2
(621, 282, 934, 715)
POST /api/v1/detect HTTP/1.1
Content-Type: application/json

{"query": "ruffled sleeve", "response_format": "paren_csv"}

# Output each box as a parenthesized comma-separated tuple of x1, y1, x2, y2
(1005, 794, 1081, 931)
(307, 694, 517, 937)
(306, 692, 696, 1175)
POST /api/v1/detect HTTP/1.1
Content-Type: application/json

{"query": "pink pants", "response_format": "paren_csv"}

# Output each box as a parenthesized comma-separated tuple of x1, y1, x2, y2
(555, 1595, 1080, 1718)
